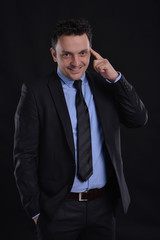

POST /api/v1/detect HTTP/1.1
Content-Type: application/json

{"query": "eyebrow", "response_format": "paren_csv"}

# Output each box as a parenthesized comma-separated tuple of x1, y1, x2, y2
(62, 49, 89, 54)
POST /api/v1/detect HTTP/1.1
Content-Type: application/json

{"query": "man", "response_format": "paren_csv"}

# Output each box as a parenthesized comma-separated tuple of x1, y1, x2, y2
(13, 19, 148, 240)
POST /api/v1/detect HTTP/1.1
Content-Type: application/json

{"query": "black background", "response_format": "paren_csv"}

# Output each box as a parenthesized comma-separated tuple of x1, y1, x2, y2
(0, 0, 160, 239)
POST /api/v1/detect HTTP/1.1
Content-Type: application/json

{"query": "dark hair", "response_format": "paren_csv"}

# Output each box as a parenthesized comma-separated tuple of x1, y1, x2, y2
(51, 18, 92, 50)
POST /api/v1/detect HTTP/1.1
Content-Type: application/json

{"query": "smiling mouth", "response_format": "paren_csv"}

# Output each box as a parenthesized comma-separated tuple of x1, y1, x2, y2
(68, 65, 84, 73)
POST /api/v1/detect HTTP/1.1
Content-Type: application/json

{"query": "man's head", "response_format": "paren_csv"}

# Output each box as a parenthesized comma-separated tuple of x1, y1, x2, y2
(50, 19, 93, 80)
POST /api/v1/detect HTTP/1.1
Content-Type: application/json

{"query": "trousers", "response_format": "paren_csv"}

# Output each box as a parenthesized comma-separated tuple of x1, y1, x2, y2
(36, 188, 117, 240)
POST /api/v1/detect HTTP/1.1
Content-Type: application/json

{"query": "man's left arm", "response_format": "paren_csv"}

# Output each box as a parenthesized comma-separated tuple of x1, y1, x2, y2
(90, 48, 148, 127)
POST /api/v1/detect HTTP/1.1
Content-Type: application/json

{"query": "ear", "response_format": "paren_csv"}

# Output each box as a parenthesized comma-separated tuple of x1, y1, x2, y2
(50, 48, 57, 62)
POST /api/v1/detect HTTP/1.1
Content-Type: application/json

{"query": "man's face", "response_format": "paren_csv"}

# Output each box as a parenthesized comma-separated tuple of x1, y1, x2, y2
(50, 34, 91, 80)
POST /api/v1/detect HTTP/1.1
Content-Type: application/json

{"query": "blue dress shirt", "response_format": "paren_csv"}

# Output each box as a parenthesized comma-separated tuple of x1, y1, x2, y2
(57, 68, 121, 193)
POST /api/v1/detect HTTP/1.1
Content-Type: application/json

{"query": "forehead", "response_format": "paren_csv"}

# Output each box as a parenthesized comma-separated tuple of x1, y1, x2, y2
(56, 34, 90, 52)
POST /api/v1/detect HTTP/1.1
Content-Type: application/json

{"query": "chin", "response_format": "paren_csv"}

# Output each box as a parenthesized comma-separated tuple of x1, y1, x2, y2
(70, 72, 85, 81)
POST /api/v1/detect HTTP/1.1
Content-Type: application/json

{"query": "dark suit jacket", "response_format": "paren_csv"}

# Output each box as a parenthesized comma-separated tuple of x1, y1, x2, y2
(13, 70, 148, 219)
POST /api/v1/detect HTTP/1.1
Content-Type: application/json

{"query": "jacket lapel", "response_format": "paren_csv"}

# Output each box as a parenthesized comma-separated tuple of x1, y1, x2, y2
(86, 71, 114, 151)
(47, 72, 75, 159)
(87, 71, 108, 132)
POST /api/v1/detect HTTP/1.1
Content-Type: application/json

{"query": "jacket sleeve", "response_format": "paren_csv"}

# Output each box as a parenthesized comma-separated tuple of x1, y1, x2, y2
(111, 75, 148, 128)
(13, 83, 40, 217)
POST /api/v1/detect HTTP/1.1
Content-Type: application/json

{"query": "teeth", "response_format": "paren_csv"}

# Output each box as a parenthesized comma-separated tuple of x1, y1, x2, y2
(68, 66, 82, 71)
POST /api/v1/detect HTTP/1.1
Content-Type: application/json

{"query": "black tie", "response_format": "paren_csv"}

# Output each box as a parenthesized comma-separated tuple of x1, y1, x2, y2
(74, 80, 93, 181)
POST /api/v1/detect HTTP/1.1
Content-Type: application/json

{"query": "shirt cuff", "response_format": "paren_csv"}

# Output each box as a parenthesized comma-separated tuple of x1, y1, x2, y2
(32, 213, 40, 219)
(106, 72, 121, 84)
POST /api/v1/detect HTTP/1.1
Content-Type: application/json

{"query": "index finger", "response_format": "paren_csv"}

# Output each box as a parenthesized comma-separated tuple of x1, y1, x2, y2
(90, 48, 103, 60)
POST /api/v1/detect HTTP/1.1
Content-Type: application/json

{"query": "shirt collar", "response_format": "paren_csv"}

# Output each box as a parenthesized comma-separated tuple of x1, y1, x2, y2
(57, 67, 87, 88)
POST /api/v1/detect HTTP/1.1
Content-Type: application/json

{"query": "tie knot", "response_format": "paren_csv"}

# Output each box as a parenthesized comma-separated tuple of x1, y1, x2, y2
(73, 80, 82, 90)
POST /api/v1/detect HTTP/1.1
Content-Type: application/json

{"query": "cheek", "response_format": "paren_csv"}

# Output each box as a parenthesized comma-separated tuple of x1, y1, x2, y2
(57, 58, 68, 67)
(85, 53, 91, 61)
(84, 55, 90, 65)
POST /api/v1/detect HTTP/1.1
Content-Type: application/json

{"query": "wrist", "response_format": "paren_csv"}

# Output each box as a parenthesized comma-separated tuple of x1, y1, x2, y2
(108, 72, 119, 83)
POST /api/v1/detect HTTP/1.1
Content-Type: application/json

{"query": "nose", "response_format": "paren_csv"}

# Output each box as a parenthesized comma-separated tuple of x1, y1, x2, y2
(71, 55, 80, 67)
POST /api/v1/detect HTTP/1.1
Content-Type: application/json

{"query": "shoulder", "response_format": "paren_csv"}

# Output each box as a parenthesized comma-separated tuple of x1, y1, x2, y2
(22, 70, 58, 92)
(86, 70, 111, 86)
(86, 70, 112, 96)
(86, 70, 104, 82)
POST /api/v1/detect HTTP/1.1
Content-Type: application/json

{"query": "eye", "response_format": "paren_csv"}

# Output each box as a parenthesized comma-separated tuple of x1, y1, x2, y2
(80, 51, 87, 56)
(62, 52, 70, 58)
(81, 51, 86, 56)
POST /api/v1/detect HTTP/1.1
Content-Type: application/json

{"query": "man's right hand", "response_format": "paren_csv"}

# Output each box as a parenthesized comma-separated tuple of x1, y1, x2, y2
(33, 215, 39, 224)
